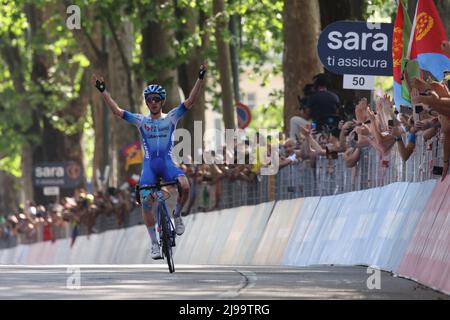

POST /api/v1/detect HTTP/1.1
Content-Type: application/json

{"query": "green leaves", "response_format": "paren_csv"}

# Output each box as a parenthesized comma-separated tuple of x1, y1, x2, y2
(0, 0, 93, 175)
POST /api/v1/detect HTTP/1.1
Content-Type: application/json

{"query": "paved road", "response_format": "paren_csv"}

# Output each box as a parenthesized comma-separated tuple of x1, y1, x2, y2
(0, 265, 447, 300)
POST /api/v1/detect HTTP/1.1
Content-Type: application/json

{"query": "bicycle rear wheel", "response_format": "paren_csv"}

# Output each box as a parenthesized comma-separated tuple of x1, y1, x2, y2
(161, 214, 175, 273)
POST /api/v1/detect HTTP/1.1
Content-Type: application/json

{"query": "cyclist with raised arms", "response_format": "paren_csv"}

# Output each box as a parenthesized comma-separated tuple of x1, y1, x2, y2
(92, 62, 207, 259)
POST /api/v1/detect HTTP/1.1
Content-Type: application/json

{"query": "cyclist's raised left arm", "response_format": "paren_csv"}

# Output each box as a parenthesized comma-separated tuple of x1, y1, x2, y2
(184, 62, 207, 110)
(92, 74, 124, 118)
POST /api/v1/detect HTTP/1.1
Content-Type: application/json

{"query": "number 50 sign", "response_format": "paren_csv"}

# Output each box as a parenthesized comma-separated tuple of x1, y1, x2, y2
(343, 74, 375, 91)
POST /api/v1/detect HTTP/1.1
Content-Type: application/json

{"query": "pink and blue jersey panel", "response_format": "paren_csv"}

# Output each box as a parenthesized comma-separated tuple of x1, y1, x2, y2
(122, 103, 188, 186)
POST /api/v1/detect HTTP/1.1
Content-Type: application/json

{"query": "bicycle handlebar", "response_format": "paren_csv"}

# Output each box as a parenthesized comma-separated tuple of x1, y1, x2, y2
(138, 181, 179, 190)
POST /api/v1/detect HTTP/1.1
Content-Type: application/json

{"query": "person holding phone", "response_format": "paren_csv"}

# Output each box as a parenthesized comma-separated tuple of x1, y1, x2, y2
(411, 78, 450, 181)
(411, 78, 450, 117)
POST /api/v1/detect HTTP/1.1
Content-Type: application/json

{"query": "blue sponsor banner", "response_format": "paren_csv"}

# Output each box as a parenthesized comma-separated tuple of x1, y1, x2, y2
(33, 162, 83, 188)
(317, 21, 394, 76)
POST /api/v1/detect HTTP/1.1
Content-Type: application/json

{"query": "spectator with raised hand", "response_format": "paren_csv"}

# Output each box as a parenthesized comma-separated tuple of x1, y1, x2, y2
(299, 125, 326, 158)
(389, 121, 417, 162)
(411, 76, 450, 180)
(279, 138, 301, 169)
(339, 99, 378, 168)
(411, 78, 450, 117)
(339, 120, 356, 152)
(347, 98, 373, 148)
(354, 97, 371, 125)
(290, 98, 312, 143)
(415, 117, 440, 141)
(365, 99, 396, 157)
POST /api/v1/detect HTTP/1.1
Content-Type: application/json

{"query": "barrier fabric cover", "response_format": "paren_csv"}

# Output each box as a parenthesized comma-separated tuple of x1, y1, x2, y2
(0, 181, 448, 295)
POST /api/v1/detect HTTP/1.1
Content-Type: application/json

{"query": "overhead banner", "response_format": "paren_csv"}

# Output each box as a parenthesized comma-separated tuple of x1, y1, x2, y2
(317, 21, 394, 76)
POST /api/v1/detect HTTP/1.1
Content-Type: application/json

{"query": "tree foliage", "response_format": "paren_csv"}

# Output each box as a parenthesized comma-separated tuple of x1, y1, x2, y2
(0, 0, 405, 182)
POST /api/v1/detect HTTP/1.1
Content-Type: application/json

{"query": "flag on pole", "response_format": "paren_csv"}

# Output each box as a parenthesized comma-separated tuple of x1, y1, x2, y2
(408, 0, 450, 81)
(393, 0, 414, 108)
(121, 140, 143, 171)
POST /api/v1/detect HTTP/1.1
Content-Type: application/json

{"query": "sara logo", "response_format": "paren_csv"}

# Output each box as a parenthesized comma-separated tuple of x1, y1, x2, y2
(66, 163, 81, 179)
(415, 12, 434, 41)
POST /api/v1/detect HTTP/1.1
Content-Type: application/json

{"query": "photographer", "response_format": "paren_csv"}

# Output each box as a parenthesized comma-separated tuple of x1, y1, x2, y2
(307, 74, 341, 132)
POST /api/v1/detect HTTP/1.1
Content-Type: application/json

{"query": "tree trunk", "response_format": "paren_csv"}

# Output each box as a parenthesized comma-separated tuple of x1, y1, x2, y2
(283, 0, 323, 135)
(176, 4, 206, 157)
(108, 21, 138, 188)
(86, 24, 108, 194)
(0, 171, 20, 214)
(21, 144, 34, 204)
(90, 84, 107, 193)
(140, 0, 181, 111)
(229, 0, 241, 102)
(319, 0, 365, 31)
(26, 3, 87, 204)
(318, 0, 366, 108)
(213, 0, 236, 130)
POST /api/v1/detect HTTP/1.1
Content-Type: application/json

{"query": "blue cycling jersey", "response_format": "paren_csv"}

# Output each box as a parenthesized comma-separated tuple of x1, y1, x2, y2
(122, 103, 188, 186)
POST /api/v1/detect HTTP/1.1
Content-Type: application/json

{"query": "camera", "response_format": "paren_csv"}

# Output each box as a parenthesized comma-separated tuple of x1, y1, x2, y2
(415, 105, 424, 114)
(400, 105, 413, 115)
(388, 120, 394, 127)
(433, 166, 443, 175)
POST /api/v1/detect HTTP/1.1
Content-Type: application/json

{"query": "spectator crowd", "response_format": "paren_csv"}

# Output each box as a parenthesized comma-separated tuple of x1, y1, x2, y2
(0, 187, 136, 247)
(284, 44, 450, 181)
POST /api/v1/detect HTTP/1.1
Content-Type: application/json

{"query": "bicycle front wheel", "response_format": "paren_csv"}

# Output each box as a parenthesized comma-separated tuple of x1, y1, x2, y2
(161, 215, 175, 273)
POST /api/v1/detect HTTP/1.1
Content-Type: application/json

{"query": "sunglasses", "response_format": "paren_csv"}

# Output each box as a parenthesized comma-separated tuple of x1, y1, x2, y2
(146, 96, 163, 103)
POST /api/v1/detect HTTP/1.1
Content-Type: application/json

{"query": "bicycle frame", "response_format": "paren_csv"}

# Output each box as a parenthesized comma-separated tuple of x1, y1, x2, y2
(155, 190, 176, 248)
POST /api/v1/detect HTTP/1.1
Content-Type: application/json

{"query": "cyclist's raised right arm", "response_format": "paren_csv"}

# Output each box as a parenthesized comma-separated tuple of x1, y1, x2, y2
(92, 74, 124, 118)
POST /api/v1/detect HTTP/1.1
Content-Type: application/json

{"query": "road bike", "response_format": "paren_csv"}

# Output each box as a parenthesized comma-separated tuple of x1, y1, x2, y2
(136, 179, 178, 273)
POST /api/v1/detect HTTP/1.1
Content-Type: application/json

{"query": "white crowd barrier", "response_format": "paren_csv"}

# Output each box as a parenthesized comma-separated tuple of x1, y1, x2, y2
(253, 199, 305, 265)
(0, 180, 448, 295)
(282, 197, 321, 266)
(375, 180, 435, 271)
(398, 178, 450, 294)
(219, 202, 274, 265)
